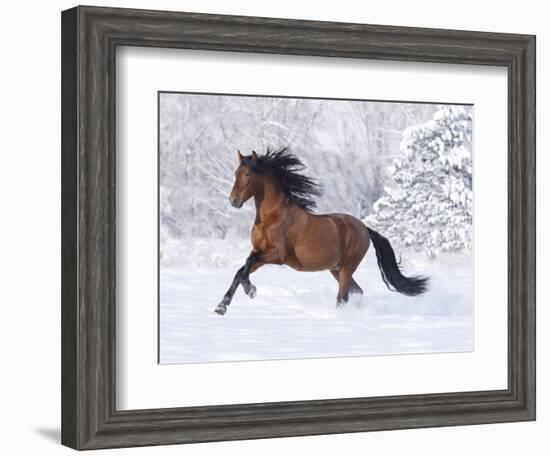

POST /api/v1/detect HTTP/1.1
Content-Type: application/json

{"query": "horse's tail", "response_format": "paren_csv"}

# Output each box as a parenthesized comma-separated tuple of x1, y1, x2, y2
(367, 227, 429, 296)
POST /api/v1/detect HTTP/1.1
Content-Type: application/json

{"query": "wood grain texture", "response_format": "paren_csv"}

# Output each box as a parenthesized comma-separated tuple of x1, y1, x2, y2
(61, 7, 78, 449)
(61, 5, 536, 450)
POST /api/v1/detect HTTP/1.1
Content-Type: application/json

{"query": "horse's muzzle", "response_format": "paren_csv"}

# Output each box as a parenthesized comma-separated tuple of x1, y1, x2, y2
(229, 197, 243, 208)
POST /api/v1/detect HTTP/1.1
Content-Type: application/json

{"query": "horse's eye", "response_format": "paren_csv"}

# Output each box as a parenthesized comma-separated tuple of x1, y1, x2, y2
(245, 171, 251, 177)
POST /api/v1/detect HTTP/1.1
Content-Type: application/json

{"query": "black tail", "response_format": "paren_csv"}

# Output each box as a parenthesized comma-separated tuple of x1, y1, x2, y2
(367, 227, 429, 296)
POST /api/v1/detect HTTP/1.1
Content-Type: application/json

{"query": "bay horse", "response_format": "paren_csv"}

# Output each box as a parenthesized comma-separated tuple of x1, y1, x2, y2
(214, 147, 428, 315)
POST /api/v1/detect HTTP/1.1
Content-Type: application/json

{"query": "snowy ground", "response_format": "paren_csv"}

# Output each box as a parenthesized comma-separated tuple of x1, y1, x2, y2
(159, 249, 473, 364)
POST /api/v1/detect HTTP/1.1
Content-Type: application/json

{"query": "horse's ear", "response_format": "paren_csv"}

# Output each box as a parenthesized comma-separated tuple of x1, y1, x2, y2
(237, 150, 244, 162)
(251, 151, 258, 162)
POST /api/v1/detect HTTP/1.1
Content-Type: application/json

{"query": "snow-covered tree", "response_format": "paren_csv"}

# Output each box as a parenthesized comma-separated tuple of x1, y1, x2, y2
(366, 106, 473, 258)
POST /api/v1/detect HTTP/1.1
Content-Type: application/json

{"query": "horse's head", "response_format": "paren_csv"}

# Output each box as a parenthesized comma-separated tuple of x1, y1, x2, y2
(229, 151, 260, 208)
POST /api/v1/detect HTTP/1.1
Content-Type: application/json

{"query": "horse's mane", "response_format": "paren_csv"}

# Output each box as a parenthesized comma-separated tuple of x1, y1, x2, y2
(244, 147, 322, 212)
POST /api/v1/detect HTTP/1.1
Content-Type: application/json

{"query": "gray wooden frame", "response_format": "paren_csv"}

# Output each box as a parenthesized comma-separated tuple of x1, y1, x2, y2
(61, 5, 536, 450)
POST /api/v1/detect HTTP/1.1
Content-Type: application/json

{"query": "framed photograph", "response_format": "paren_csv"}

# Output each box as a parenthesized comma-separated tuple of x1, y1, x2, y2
(61, 5, 536, 450)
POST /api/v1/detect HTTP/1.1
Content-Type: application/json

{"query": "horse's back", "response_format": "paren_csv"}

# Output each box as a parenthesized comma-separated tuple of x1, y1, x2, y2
(313, 212, 368, 240)
(289, 211, 369, 271)
(321, 212, 370, 252)
(324, 213, 370, 269)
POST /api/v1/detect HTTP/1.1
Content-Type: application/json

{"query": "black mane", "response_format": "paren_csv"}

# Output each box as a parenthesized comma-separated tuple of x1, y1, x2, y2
(243, 147, 321, 212)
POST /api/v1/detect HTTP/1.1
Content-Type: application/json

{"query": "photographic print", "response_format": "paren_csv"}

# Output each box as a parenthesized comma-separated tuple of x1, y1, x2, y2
(159, 92, 473, 364)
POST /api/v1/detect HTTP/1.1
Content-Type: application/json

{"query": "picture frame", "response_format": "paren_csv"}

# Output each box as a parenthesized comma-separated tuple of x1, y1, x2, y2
(61, 5, 536, 450)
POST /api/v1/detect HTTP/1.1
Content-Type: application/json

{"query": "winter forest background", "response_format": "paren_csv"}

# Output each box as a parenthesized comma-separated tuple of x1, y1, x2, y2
(159, 92, 474, 364)
(160, 93, 473, 265)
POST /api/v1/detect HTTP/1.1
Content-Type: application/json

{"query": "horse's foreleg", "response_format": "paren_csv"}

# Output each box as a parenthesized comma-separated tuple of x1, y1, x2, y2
(215, 249, 280, 315)
(240, 252, 259, 299)
(239, 246, 283, 299)
(214, 265, 246, 315)
(240, 278, 257, 299)
(215, 253, 259, 315)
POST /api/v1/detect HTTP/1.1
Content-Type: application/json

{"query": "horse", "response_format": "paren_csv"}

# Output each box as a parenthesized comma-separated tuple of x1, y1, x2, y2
(214, 147, 428, 315)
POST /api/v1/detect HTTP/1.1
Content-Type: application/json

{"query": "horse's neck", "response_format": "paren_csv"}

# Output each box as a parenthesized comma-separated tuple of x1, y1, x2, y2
(254, 179, 288, 223)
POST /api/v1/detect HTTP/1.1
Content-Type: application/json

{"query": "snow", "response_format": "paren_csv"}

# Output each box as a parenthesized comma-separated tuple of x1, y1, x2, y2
(158, 96, 474, 365)
(159, 250, 473, 364)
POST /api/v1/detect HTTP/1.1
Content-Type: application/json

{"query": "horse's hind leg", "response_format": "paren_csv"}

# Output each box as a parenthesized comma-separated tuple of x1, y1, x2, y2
(335, 268, 354, 307)
(330, 270, 363, 295)
(349, 277, 363, 295)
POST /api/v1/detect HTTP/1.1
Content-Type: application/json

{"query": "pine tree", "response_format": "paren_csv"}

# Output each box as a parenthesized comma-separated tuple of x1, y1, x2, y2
(366, 106, 473, 258)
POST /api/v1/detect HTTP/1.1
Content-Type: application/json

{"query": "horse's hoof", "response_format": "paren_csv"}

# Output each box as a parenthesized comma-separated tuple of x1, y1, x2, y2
(214, 303, 227, 315)
(247, 284, 257, 299)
